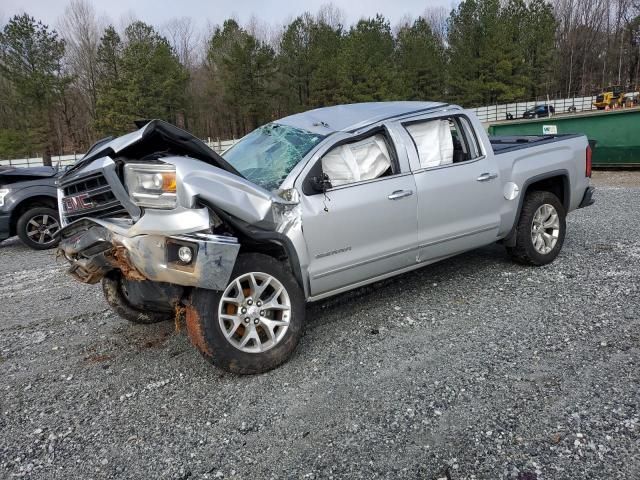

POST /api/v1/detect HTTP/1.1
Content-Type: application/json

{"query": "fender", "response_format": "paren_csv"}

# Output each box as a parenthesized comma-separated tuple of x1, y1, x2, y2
(503, 169, 570, 247)
(202, 201, 306, 293)
(4, 184, 59, 212)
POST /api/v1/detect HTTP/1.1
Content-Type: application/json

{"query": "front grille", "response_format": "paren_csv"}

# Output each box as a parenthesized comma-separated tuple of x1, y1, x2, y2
(61, 172, 130, 223)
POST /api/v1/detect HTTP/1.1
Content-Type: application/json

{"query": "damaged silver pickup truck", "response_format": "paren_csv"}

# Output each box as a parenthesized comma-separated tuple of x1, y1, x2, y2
(56, 102, 595, 374)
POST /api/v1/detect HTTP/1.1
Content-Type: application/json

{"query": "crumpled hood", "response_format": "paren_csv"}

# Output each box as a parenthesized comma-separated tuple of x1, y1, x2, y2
(57, 121, 300, 232)
(62, 119, 242, 179)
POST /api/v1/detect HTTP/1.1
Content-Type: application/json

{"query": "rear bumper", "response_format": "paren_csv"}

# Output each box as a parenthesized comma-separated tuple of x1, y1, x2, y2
(57, 218, 240, 289)
(0, 213, 10, 240)
(578, 186, 595, 209)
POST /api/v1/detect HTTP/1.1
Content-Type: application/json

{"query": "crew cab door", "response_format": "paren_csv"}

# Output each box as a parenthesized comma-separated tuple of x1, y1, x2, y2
(298, 127, 418, 297)
(393, 114, 502, 262)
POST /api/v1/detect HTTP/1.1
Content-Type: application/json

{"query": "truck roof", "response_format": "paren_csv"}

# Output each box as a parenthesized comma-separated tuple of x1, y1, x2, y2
(276, 101, 449, 134)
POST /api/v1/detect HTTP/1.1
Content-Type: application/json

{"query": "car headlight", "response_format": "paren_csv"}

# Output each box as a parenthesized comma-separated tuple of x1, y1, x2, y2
(123, 163, 177, 209)
(0, 188, 9, 208)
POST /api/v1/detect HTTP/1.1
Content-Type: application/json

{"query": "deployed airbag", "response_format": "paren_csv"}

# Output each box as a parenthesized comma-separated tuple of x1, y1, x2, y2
(406, 120, 453, 168)
(322, 134, 391, 186)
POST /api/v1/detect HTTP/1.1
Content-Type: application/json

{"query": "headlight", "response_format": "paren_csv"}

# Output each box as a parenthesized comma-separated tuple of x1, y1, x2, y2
(124, 163, 177, 209)
(0, 188, 9, 208)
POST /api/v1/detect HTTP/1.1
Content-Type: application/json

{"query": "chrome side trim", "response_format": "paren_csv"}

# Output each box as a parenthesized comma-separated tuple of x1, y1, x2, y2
(307, 252, 459, 302)
(417, 224, 499, 249)
(312, 244, 418, 280)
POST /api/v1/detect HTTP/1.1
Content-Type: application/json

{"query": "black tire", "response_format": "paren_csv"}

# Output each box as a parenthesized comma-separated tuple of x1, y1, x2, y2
(102, 273, 171, 324)
(16, 207, 61, 250)
(187, 253, 305, 374)
(507, 190, 566, 266)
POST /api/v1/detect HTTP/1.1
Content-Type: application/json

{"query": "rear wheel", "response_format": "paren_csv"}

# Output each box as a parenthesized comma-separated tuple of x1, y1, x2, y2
(16, 207, 60, 250)
(186, 253, 305, 374)
(507, 191, 566, 266)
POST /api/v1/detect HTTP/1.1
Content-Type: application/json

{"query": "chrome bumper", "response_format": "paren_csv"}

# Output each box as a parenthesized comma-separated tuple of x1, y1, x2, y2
(57, 218, 240, 290)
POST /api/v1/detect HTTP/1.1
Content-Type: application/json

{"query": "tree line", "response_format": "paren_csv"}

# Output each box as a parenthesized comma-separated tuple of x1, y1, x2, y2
(0, 0, 638, 162)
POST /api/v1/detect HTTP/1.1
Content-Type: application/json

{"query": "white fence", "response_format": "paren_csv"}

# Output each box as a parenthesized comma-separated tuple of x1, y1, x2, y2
(0, 139, 239, 169)
(206, 138, 238, 153)
(472, 95, 597, 123)
(0, 153, 82, 169)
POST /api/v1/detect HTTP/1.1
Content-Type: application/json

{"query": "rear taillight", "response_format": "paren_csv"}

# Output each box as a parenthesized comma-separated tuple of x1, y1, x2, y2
(586, 145, 592, 177)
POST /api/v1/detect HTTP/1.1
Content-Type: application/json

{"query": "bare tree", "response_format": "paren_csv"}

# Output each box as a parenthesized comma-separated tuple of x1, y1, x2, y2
(246, 14, 282, 48)
(614, 0, 634, 85)
(118, 10, 138, 35)
(316, 3, 346, 28)
(554, 0, 611, 95)
(58, 0, 103, 143)
(423, 6, 449, 45)
(393, 13, 414, 37)
(163, 17, 199, 69)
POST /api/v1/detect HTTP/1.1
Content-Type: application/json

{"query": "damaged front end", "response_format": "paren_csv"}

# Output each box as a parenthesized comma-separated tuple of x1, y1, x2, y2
(56, 119, 304, 296)
(58, 218, 240, 290)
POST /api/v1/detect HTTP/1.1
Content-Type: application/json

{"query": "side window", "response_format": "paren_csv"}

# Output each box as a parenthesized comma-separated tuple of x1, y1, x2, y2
(457, 116, 482, 158)
(321, 133, 393, 187)
(405, 116, 480, 169)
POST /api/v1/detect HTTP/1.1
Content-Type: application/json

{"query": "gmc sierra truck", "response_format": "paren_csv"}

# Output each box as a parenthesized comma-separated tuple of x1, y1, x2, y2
(56, 102, 595, 374)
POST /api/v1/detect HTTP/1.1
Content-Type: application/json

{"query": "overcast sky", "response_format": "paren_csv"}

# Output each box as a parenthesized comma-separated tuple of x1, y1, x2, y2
(2, 0, 456, 32)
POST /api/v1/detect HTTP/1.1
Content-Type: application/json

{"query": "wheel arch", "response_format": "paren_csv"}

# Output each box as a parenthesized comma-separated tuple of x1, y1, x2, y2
(202, 202, 306, 295)
(504, 170, 570, 247)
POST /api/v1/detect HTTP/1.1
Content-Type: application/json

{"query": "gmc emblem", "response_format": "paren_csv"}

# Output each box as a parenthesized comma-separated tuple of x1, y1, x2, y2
(63, 193, 94, 213)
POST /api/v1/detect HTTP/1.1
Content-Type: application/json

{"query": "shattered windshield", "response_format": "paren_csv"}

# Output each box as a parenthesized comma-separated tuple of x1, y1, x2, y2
(222, 123, 326, 191)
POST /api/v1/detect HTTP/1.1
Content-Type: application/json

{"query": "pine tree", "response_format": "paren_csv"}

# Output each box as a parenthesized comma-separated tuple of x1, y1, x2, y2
(279, 14, 315, 112)
(448, 0, 530, 106)
(207, 20, 276, 133)
(95, 22, 188, 136)
(395, 17, 446, 101)
(0, 14, 68, 161)
(337, 14, 397, 102)
(307, 19, 343, 107)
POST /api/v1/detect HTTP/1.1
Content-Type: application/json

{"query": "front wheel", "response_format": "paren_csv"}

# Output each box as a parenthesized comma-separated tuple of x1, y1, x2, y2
(186, 253, 305, 374)
(102, 274, 173, 324)
(507, 191, 566, 266)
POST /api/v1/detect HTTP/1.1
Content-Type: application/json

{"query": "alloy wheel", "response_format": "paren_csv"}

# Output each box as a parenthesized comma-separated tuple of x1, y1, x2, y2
(218, 272, 291, 353)
(26, 214, 60, 246)
(531, 204, 560, 255)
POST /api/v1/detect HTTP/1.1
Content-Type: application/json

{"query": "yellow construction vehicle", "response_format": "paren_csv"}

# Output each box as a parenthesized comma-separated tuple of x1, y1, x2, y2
(593, 85, 624, 109)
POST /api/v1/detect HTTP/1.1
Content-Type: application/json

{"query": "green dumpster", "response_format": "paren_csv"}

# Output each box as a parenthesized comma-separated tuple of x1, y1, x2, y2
(487, 107, 640, 167)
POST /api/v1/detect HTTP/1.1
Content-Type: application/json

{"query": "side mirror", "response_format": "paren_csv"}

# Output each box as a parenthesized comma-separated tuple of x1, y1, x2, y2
(310, 173, 332, 193)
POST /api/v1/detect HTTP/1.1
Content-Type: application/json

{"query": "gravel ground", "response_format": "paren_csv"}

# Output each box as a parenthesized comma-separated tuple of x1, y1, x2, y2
(1, 175, 638, 480)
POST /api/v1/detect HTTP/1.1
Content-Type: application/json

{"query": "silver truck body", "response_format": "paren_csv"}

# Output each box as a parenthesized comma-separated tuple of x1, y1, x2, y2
(57, 102, 593, 302)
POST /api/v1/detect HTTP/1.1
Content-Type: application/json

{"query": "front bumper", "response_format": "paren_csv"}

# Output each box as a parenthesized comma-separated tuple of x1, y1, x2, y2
(58, 218, 240, 290)
(0, 213, 10, 240)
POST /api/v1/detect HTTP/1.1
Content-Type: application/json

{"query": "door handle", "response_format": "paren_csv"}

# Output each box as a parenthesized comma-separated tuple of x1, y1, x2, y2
(477, 172, 498, 182)
(388, 189, 414, 200)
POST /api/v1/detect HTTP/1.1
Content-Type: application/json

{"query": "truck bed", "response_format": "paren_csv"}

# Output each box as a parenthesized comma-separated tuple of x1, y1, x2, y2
(490, 134, 583, 154)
